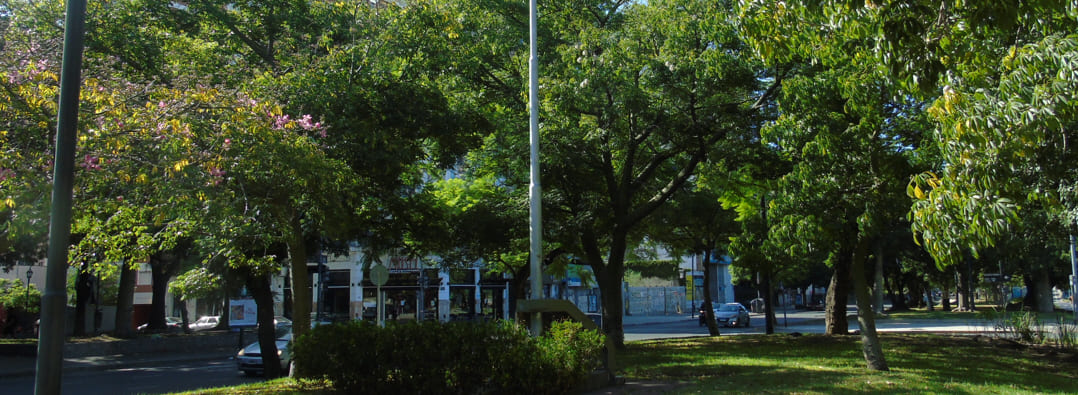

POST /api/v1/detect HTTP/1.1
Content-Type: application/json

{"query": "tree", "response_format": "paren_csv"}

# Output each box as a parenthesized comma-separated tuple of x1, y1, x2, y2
(447, 0, 772, 348)
(649, 188, 739, 336)
(736, 1, 938, 371)
(169, 267, 221, 332)
(909, 27, 1078, 266)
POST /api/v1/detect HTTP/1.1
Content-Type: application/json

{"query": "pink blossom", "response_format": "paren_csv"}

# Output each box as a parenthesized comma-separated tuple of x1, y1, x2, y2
(273, 114, 291, 129)
(79, 155, 102, 170)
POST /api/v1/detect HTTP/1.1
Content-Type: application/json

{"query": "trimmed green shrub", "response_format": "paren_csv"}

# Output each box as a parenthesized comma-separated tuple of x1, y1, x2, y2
(292, 319, 605, 394)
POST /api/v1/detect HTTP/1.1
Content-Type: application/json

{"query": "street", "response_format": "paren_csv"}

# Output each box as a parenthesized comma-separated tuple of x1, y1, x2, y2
(0, 357, 256, 395)
(624, 315, 768, 341)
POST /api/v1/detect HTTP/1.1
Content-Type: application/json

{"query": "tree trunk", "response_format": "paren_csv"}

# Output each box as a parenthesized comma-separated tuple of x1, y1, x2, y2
(149, 254, 172, 331)
(113, 262, 137, 338)
(701, 249, 721, 336)
(764, 270, 775, 334)
(850, 236, 889, 371)
(282, 271, 293, 320)
(873, 245, 885, 314)
(248, 270, 283, 379)
(73, 262, 92, 336)
(957, 268, 971, 311)
(825, 257, 850, 335)
(286, 215, 311, 338)
(941, 284, 951, 311)
(889, 273, 909, 311)
(1033, 271, 1054, 313)
(178, 297, 191, 334)
(586, 226, 629, 349)
(597, 256, 627, 348)
(508, 264, 528, 318)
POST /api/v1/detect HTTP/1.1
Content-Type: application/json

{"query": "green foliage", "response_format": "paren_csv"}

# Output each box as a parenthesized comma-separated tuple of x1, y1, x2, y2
(995, 311, 1048, 344)
(982, 310, 1078, 350)
(169, 268, 222, 301)
(0, 278, 40, 313)
(293, 320, 604, 394)
(1054, 317, 1078, 350)
(535, 320, 607, 389)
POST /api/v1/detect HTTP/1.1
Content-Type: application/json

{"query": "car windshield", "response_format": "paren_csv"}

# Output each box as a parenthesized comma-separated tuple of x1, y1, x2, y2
(275, 327, 292, 339)
(719, 305, 740, 312)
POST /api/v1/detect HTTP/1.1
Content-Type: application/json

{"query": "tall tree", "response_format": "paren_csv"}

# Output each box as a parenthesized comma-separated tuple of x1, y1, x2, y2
(447, 0, 772, 347)
(738, 1, 936, 370)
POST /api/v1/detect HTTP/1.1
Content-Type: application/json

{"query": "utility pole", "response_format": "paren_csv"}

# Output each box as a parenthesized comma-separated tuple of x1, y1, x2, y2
(527, 0, 544, 336)
(36, 2, 86, 394)
(1070, 235, 1077, 324)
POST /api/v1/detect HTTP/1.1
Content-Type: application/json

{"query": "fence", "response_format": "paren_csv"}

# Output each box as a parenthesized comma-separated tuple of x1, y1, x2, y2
(624, 286, 688, 316)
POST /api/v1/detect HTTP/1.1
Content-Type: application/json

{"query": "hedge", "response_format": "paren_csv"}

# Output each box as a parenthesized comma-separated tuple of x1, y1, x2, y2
(292, 319, 604, 394)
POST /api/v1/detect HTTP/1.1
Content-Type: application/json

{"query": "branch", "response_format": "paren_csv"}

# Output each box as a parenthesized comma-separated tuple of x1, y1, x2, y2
(750, 69, 784, 111)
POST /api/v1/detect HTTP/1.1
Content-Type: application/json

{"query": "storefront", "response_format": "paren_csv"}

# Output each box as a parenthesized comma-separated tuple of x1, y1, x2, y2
(310, 248, 510, 323)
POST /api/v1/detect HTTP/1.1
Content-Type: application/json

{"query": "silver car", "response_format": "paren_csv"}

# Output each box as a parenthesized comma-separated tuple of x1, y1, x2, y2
(189, 316, 220, 331)
(712, 303, 750, 327)
(236, 331, 292, 376)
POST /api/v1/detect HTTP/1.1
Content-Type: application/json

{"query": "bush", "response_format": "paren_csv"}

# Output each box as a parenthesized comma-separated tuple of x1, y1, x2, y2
(292, 319, 605, 394)
(0, 279, 40, 314)
(536, 320, 606, 389)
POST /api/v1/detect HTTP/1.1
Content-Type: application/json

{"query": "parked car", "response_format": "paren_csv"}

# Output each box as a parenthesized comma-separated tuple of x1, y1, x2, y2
(137, 317, 182, 333)
(273, 316, 292, 330)
(700, 303, 750, 327)
(236, 329, 292, 377)
(189, 316, 221, 331)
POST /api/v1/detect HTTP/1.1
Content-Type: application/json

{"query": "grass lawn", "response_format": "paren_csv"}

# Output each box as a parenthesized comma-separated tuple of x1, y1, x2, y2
(619, 333, 1078, 394)
(169, 333, 1078, 394)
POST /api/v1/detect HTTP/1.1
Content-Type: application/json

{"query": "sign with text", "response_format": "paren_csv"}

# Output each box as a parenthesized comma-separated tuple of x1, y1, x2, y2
(229, 298, 257, 327)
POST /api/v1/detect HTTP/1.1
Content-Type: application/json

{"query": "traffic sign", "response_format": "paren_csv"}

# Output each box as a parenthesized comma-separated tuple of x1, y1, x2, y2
(370, 263, 389, 286)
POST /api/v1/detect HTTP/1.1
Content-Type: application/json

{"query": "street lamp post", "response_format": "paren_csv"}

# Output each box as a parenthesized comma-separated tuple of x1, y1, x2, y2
(25, 267, 33, 311)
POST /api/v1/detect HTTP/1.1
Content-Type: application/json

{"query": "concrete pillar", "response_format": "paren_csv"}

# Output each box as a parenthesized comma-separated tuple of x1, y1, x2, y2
(474, 268, 481, 315)
(350, 264, 364, 321)
(438, 270, 451, 322)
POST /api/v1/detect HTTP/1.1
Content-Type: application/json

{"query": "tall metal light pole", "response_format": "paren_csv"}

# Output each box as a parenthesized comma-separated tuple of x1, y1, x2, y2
(527, 0, 544, 337)
(36, 1, 86, 394)
(1070, 234, 1077, 324)
(25, 267, 33, 311)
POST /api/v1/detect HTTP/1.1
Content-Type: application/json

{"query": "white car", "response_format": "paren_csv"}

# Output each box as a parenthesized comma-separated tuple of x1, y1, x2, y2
(137, 316, 182, 332)
(189, 316, 221, 331)
(236, 331, 292, 376)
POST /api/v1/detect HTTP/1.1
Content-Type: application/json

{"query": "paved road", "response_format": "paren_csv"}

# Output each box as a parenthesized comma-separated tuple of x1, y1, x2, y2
(0, 357, 255, 395)
(624, 313, 806, 341)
